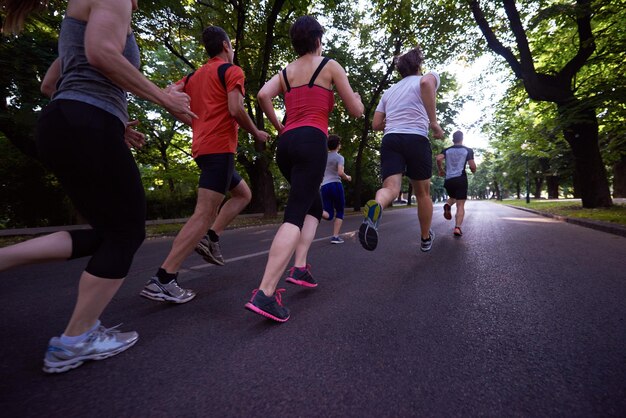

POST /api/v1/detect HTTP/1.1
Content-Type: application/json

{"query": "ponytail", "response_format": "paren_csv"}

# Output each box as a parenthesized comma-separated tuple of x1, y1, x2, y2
(1, 0, 48, 34)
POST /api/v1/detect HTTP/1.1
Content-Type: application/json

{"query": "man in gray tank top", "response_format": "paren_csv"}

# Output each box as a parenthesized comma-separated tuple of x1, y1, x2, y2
(436, 131, 477, 236)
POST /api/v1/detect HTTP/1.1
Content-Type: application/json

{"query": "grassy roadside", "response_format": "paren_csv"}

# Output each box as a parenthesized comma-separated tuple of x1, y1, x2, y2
(494, 199, 626, 227)
(0, 203, 409, 248)
(0, 214, 285, 248)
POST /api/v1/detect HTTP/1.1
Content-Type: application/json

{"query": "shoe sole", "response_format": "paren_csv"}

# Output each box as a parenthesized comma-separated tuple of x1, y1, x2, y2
(244, 303, 290, 322)
(285, 277, 318, 288)
(358, 221, 378, 251)
(363, 200, 382, 226)
(330, 240, 344, 244)
(43, 336, 139, 374)
(443, 204, 452, 220)
(454, 230, 463, 237)
(139, 289, 196, 304)
(194, 246, 225, 266)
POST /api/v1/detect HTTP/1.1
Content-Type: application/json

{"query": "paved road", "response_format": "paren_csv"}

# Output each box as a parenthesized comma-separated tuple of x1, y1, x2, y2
(1, 201, 625, 417)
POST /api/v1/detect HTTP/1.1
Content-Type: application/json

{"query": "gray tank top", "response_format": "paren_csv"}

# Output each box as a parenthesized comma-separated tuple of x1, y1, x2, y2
(52, 16, 141, 123)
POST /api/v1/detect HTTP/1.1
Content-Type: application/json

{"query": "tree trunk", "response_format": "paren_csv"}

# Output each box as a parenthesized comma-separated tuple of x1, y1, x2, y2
(238, 151, 277, 217)
(557, 100, 612, 207)
(352, 41, 401, 211)
(533, 177, 543, 199)
(612, 154, 626, 198)
(546, 175, 559, 199)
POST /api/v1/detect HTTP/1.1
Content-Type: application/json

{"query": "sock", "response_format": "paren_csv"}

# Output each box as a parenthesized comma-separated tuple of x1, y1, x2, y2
(208, 229, 219, 242)
(295, 266, 307, 271)
(60, 320, 101, 345)
(156, 267, 178, 284)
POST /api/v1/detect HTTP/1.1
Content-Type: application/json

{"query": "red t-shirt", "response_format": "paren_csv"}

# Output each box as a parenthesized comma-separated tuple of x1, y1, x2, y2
(179, 57, 245, 157)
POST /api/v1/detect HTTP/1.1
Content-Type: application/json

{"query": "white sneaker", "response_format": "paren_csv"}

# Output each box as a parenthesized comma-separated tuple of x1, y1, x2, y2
(43, 324, 138, 373)
(140, 277, 196, 304)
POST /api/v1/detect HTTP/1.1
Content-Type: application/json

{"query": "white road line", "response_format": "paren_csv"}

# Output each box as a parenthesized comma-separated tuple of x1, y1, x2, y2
(186, 230, 358, 271)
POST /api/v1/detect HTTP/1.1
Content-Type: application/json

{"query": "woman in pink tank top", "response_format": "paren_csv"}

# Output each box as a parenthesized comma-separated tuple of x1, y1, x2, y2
(244, 15, 364, 322)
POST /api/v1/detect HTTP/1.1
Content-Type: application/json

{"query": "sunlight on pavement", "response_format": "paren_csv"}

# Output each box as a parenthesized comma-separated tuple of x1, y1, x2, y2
(501, 217, 560, 223)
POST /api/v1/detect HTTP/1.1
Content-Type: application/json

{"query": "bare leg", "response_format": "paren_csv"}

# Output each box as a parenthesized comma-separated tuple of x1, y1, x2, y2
(375, 174, 402, 208)
(294, 215, 319, 267)
(0, 231, 72, 271)
(411, 178, 432, 240)
(446, 197, 457, 207)
(259, 222, 300, 296)
(210, 180, 251, 235)
(455, 199, 466, 227)
(332, 217, 343, 237)
(64, 272, 124, 336)
(161, 188, 224, 273)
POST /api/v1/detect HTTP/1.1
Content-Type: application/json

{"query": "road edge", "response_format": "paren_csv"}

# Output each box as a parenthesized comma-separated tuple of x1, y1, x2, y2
(503, 204, 626, 238)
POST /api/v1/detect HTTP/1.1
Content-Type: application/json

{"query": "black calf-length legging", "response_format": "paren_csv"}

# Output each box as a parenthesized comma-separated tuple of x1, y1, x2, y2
(276, 126, 327, 229)
(36, 99, 146, 279)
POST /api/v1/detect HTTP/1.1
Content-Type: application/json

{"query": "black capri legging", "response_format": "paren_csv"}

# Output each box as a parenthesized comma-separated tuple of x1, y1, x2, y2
(36, 99, 146, 279)
(276, 126, 328, 229)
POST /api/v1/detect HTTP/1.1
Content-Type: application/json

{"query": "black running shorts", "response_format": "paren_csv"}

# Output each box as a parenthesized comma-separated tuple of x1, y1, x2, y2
(444, 175, 469, 200)
(194, 153, 242, 194)
(380, 133, 432, 181)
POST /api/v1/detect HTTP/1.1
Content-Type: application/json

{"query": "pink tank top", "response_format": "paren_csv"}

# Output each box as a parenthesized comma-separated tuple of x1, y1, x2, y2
(281, 57, 335, 135)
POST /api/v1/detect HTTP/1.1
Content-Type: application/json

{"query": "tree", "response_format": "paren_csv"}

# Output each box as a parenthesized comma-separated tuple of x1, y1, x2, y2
(467, 0, 615, 207)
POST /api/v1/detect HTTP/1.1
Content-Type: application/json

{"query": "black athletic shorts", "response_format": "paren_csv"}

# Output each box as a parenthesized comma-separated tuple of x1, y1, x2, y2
(444, 175, 468, 200)
(381, 133, 432, 181)
(194, 153, 242, 194)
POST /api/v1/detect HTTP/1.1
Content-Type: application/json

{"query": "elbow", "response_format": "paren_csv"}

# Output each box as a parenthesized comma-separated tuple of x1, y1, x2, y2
(228, 103, 240, 118)
(349, 106, 364, 119)
(257, 91, 269, 103)
(41, 83, 55, 98)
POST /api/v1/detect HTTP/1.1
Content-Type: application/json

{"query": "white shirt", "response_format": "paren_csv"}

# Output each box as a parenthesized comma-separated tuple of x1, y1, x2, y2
(375, 72, 440, 137)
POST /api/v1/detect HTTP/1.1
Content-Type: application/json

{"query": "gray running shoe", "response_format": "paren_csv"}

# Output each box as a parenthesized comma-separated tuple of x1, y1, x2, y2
(140, 277, 196, 304)
(420, 229, 435, 252)
(195, 235, 225, 266)
(43, 324, 138, 374)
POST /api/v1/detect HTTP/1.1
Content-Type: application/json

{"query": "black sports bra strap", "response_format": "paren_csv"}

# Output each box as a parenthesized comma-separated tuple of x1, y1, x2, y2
(282, 68, 291, 92)
(308, 57, 330, 87)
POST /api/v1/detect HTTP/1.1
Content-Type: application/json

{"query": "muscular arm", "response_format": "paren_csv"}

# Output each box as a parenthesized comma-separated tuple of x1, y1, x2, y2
(420, 74, 443, 139)
(338, 163, 351, 181)
(468, 159, 477, 173)
(84, 0, 194, 118)
(436, 153, 445, 176)
(330, 60, 364, 118)
(228, 89, 269, 141)
(41, 58, 61, 98)
(257, 74, 284, 132)
(372, 111, 386, 131)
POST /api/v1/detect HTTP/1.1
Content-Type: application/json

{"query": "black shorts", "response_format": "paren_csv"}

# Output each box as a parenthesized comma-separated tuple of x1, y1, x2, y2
(381, 133, 432, 181)
(194, 153, 242, 194)
(444, 175, 468, 200)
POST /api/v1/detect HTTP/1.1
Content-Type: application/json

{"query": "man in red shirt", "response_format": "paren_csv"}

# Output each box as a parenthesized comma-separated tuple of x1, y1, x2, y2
(141, 26, 269, 304)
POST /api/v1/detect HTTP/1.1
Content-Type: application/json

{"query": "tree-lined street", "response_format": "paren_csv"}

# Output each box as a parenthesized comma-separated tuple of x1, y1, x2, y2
(1, 202, 624, 416)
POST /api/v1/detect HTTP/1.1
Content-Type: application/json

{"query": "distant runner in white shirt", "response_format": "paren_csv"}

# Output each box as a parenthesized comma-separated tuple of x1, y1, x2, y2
(436, 130, 477, 237)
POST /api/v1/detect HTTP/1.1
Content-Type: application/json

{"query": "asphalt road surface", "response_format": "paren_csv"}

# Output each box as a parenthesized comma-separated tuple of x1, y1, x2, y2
(1, 201, 624, 417)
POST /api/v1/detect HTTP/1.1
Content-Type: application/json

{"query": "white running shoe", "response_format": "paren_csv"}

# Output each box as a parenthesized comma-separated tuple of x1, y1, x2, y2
(43, 324, 138, 373)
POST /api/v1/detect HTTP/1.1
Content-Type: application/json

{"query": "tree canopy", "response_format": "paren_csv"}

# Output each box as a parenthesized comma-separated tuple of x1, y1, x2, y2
(0, 0, 624, 227)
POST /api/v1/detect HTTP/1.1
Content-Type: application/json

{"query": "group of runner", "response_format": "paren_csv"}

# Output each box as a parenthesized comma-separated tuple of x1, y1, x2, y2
(0, 0, 474, 373)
